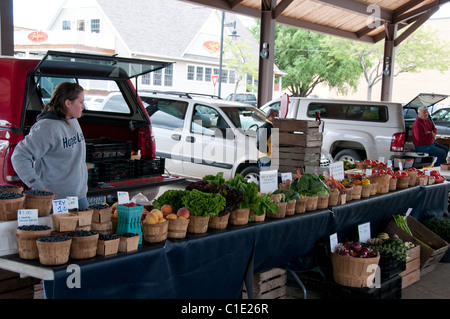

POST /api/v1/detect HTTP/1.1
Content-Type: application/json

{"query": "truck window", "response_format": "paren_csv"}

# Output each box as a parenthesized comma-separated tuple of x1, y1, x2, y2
(307, 102, 388, 122)
(143, 97, 188, 130)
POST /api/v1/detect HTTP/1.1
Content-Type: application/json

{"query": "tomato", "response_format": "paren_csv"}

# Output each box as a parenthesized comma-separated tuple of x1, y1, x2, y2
(434, 175, 445, 184)
(430, 170, 440, 177)
(416, 170, 425, 176)
(406, 167, 417, 171)
(377, 169, 386, 175)
(385, 169, 394, 175)
(394, 171, 408, 177)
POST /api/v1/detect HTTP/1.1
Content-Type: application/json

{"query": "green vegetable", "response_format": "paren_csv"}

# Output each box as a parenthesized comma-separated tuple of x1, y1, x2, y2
(393, 214, 431, 249)
(368, 237, 409, 262)
(202, 172, 225, 186)
(251, 194, 279, 216)
(423, 217, 450, 242)
(181, 189, 226, 217)
(152, 190, 190, 211)
(225, 174, 259, 209)
(289, 173, 331, 196)
(273, 189, 300, 201)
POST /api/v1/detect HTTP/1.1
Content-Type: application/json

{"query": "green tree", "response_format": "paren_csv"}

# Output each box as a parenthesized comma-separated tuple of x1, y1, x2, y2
(325, 26, 450, 100)
(250, 23, 362, 97)
(223, 37, 258, 97)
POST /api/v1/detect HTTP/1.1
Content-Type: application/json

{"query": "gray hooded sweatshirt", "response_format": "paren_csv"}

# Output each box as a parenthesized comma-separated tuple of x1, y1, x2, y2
(12, 110, 88, 200)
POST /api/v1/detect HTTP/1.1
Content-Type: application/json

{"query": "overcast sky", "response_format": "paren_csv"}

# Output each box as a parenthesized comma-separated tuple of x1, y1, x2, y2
(13, 0, 450, 30)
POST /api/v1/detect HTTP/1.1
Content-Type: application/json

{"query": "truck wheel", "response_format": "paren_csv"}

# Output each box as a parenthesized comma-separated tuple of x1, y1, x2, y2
(240, 166, 260, 184)
(334, 149, 363, 163)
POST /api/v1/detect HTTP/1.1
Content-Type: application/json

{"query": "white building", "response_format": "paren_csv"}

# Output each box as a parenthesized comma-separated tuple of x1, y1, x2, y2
(13, 0, 283, 100)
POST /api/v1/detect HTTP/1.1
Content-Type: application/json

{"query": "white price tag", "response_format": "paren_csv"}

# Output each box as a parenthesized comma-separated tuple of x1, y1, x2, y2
(387, 160, 392, 168)
(378, 157, 385, 163)
(358, 222, 371, 243)
(17, 209, 38, 226)
(424, 170, 430, 176)
(66, 196, 78, 210)
(329, 161, 344, 180)
(399, 161, 403, 171)
(52, 199, 68, 214)
(259, 170, 278, 194)
(404, 208, 413, 220)
(365, 169, 373, 176)
(281, 172, 293, 183)
(329, 233, 339, 253)
(117, 191, 130, 204)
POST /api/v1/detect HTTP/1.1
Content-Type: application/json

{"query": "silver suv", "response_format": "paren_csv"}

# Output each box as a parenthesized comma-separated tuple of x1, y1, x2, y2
(139, 91, 265, 182)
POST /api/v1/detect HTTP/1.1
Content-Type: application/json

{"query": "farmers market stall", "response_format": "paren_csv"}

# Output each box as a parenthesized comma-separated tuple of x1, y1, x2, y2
(0, 181, 447, 299)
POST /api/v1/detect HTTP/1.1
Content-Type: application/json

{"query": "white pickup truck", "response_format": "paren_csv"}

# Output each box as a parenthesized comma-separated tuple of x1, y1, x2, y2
(261, 96, 435, 168)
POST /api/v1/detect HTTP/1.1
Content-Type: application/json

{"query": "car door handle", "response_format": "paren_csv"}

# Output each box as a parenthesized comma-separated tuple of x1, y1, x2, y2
(171, 134, 181, 141)
(186, 136, 196, 143)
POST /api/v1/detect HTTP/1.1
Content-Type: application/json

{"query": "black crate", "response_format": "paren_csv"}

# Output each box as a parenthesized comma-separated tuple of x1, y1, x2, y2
(134, 158, 165, 178)
(321, 275, 402, 300)
(86, 138, 132, 163)
(379, 255, 406, 282)
(87, 167, 99, 188)
(98, 161, 134, 182)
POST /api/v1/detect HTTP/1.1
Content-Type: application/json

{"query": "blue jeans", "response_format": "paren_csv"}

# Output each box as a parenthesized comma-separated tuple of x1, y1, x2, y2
(258, 157, 271, 171)
(415, 143, 449, 166)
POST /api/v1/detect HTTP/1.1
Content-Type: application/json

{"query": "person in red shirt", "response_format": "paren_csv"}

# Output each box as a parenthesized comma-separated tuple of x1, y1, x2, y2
(412, 106, 449, 166)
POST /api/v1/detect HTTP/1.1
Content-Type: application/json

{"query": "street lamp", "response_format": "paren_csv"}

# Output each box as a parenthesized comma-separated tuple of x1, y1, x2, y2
(218, 11, 239, 98)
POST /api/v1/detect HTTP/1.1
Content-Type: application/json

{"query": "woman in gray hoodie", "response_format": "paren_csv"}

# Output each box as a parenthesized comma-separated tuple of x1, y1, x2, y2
(12, 82, 89, 209)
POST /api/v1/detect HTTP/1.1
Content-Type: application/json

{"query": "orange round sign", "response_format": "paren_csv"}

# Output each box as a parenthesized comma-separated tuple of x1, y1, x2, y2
(28, 31, 48, 43)
(203, 41, 220, 53)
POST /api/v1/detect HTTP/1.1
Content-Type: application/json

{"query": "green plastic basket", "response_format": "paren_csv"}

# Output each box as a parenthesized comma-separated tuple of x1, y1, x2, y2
(116, 204, 143, 244)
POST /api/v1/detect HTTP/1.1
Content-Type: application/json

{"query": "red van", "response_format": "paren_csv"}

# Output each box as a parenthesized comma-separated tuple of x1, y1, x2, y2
(0, 51, 181, 204)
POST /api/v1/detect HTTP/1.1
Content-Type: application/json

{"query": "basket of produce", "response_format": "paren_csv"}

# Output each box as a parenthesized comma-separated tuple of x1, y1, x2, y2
(355, 160, 370, 170)
(394, 171, 410, 189)
(36, 235, 72, 265)
(370, 181, 378, 195)
(251, 193, 277, 221)
(369, 172, 390, 194)
(361, 179, 372, 198)
(0, 191, 25, 221)
(230, 208, 251, 225)
(52, 213, 79, 232)
(422, 217, 450, 263)
(441, 163, 450, 171)
(166, 207, 191, 237)
(317, 194, 330, 209)
(305, 195, 318, 211)
(332, 241, 380, 288)
(68, 230, 99, 259)
(24, 190, 54, 217)
(96, 233, 120, 256)
(181, 189, 226, 232)
(70, 207, 93, 226)
(16, 225, 52, 260)
(208, 212, 229, 230)
(90, 203, 112, 223)
(117, 232, 140, 252)
(351, 183, 362, 200)
(296, 196, 308, 212)
(0, 185, 23, 194)
(389, 175, 397, 191)
(343, 186, 353, 201)
(116, 203, 143, 242)
(405, 168, 418, 186)
(142, 208, 168, 242)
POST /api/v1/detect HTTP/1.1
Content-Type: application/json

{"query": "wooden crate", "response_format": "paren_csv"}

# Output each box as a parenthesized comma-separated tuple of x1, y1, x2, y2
(242, 268, 287, 299)
(272, 119, 323, 175)
(384, 216, 449, 274)
(0, 269, 41, 299)
(399, 245, 421, 289)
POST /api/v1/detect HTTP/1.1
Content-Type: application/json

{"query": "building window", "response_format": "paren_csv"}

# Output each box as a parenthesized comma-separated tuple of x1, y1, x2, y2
(91, 19, 100, 33)
(187, 65, 195, 80)
(77, 20, 85, 31)
(141, 73, 151, 85)
(229, 70, 235, 84)
(196, 66, 204, 81)
(220, 69, 228, 83)
(153, 69, 162, 86)
(205, 67, 212, 82)
(62, 20, 71, 30)
(164, 64, 173, 87)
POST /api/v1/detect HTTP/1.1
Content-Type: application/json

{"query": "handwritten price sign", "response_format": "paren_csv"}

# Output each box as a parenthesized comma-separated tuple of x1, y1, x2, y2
(52, 199, 69, 214)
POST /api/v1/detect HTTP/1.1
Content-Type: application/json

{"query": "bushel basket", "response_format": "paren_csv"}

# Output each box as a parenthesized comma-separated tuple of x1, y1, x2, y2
(331, 253, 380, 288)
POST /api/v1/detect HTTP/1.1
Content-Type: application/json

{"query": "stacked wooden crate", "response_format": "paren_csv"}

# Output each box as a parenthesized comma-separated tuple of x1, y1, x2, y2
(272, 118, 323, 175)
(0, 269, 40, 299)
(399, 245, 421, 289)
(242, 268, 287, 299)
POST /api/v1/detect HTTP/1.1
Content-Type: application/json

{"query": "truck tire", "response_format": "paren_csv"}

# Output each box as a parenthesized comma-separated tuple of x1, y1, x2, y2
(334, 149, 363, 163)
(240, 166, 260, 184)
